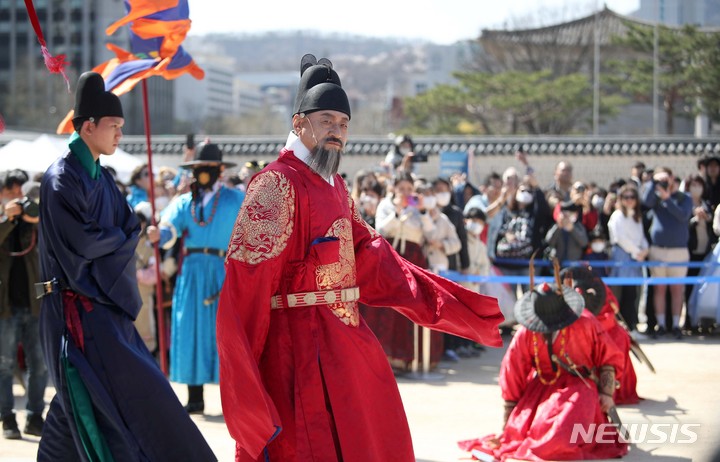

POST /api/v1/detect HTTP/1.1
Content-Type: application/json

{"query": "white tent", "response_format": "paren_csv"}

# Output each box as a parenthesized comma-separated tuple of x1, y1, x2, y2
(0, 134, 143, 183)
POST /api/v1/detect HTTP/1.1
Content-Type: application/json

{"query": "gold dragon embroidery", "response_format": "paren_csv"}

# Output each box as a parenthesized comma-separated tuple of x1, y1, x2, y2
(316, 218, 359, 326)
(227, 170, 295, 265)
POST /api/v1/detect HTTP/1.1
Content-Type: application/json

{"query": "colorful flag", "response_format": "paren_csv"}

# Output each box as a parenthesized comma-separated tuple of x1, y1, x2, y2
(56, 0, 204, 134)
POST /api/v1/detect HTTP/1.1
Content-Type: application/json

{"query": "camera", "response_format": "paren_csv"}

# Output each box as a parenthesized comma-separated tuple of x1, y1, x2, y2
(656, 180, 669, 190)
(19, 196, 39, 219)
(411, 151, 428, 163)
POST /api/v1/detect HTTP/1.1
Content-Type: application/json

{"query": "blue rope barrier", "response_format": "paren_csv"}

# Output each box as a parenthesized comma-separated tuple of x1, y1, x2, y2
(491, 258, 719, 269)
(439, 271, 720, 286)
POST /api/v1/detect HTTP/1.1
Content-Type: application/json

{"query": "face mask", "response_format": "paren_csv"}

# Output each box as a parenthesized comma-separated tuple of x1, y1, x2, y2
(399, 146, 411, 156)
(155, 196, 170, 211)
(690, 185, 703, 197)
(591, 242, 606, 253)
(436, 191, 451, 207)
(193, 166, 221, 189)
(591, 196, 605, 210)
(422, 196, 437, 209)
(516, 190, 534, 204)
(360, 194, 378, 207)
(466, 221, 484, 235)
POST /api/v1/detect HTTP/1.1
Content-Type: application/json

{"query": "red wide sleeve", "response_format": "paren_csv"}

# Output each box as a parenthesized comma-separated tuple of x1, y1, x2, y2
(499, 327, 534, 402)
(588, 316, 625, 376)
(217, 170, 295, 460)
(349, 198, 504, 347)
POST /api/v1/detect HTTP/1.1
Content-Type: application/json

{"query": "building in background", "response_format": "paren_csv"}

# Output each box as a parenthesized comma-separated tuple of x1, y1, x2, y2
(0, 0, 174, 134)
(632, 0, 720, 27)
(173, 55, 236, 132)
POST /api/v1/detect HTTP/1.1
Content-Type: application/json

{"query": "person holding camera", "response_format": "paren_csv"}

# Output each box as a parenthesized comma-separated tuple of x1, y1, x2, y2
(641, 167, 693, 339)
(544, 201, 590, 263)
(384, 134, 426, 174)
(371, 172, 440, 371)
(0, 169, 47, 439)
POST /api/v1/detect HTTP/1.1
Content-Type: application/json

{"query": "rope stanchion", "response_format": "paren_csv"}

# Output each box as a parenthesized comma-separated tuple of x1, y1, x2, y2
(440, 271, 720, 286)
(491, 258, 719, 269)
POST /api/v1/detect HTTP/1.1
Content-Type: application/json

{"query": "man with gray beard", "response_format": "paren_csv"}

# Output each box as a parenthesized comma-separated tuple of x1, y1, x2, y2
(217, 54, 503, 461)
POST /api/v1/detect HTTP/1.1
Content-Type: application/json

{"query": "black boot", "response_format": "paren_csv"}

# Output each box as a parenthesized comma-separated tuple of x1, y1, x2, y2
(2, 413, 21, 439)
(24, 413, 45, 437)
(185, 385, 204, 414)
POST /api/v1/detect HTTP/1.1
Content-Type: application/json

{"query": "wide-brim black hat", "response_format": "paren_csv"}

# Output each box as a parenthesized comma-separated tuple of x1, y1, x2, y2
(560, 266, 607, 316)
(514, 283, 585, 334)
(293, 54, 351, 119)
(179, 142, 236, 168)
(72, 72, 123, 123)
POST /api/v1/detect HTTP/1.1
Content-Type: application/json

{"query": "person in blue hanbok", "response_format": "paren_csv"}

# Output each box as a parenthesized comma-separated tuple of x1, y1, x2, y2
(158, 142, 245, 414)
(37, 72, 216, 461)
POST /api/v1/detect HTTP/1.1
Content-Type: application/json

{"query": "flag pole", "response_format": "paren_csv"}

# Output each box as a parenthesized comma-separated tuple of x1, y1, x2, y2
(141, 79, 169, 376)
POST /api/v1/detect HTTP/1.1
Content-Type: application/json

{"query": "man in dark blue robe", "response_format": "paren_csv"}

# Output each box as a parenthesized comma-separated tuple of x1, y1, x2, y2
(37, 71, 216, 461)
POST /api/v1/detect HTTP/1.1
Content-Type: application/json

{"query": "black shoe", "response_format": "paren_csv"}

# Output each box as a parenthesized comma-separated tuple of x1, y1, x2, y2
(23, 414, 44, 437)
(184, 401, 205, 415)
(2, 414, 21, 440)
(672, 327, 683, 340)
(653, 326, 667, 339)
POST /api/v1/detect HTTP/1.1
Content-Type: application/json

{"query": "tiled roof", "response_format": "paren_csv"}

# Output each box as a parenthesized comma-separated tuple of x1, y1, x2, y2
(480, 6, 720, 47)
(117, 135, 720, 157)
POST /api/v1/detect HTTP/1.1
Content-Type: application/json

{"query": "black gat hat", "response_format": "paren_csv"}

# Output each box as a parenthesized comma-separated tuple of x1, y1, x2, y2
(514, 282, 585, 334)
(293, 54, 351, 119)
(72, 72, 123, 124)
(179, 141, 236, 169)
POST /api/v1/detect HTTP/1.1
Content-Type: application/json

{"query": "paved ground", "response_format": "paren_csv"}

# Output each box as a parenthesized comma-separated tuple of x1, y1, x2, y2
(3, 332, 719, 461)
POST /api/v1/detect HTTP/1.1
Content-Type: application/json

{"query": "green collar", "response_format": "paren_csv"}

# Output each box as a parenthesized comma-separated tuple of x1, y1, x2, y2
(69, 132, 101, 180)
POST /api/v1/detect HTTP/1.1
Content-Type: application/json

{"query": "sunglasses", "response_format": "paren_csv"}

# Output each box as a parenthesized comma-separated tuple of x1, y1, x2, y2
(621, 195, 637, 200)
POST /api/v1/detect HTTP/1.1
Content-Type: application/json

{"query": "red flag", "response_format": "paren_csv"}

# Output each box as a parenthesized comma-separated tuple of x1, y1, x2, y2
(23, 0, 70, 90)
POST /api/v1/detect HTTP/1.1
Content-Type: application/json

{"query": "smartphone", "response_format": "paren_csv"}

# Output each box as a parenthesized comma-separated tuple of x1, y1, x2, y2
(406, 195, 420, 207)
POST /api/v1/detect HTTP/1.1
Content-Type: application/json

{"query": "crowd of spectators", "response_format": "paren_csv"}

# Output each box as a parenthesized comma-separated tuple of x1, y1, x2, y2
(348, 137, 720, 356)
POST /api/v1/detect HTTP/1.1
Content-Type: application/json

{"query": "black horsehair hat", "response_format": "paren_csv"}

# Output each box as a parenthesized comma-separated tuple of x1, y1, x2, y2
(72, 72, 123, 125)
(514, 258, 585, 333)
(179, 141, 236, 169)
(293, 54, 351, 119)
(560, 266, 607, 316)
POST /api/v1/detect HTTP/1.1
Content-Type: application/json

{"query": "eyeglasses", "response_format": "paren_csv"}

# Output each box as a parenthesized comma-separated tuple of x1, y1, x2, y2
(621, 195, 637, 200)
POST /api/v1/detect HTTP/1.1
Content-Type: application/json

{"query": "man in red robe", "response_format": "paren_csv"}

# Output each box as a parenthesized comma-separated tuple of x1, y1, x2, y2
(562, 266, 640, 404)
(459, 265, 628, 461)
(216, 54, 503, 461)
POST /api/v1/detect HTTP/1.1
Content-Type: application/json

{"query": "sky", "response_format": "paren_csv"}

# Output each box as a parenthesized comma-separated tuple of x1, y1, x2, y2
(187, 0, 641, 44)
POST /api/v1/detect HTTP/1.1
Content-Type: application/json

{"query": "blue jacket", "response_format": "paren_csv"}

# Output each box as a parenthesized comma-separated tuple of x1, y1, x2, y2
(641, 182, 693, 248)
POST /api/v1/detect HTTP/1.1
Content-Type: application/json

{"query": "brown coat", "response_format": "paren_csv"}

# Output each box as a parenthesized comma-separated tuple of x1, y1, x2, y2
(0, 219, 40, 318)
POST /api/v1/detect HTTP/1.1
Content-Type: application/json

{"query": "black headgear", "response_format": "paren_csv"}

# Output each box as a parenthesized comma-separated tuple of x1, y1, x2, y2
(560, 266, 607, 316)
(293, 54, 351, 119)
(72, 72, 123, 126)
(514, 283, 585, 334)
(179, 142, 236, 169)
